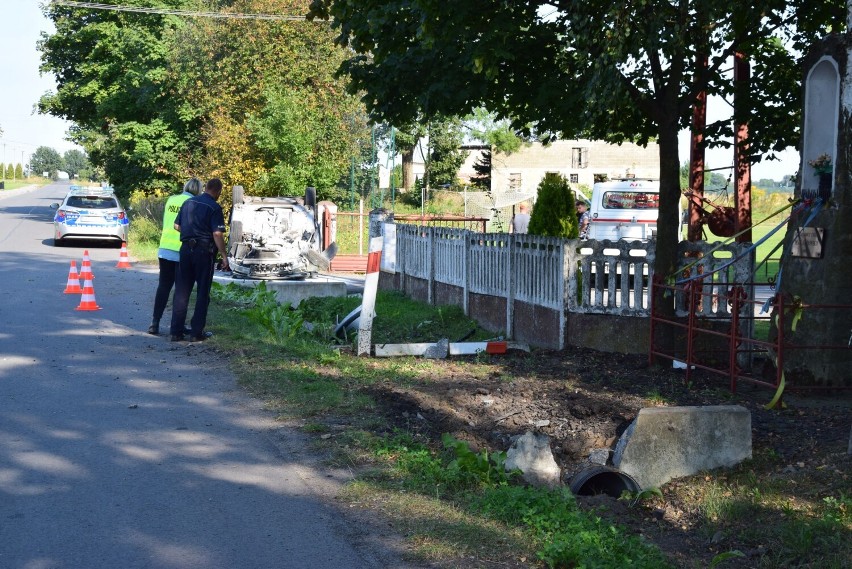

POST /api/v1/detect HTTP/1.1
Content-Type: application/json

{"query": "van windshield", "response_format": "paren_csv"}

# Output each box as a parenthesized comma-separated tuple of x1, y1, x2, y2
(602, 191, 659, 210)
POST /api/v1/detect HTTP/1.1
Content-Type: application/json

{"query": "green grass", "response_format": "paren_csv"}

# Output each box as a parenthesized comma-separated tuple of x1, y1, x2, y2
(0, 178, 49, 190)
(203, 287, 672, 568)
(702, 222, 788, 283)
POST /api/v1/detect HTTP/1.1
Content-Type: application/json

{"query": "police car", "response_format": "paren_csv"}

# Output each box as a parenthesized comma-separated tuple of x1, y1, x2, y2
(51, 186, 129, 246)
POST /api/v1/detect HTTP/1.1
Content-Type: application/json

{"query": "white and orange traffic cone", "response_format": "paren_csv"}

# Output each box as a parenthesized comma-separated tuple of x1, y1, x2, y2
(80, 250, 94, 281)
(63, 261, 83, 294)
(75, 275, 102, 311)
(116, 242, 132, 268)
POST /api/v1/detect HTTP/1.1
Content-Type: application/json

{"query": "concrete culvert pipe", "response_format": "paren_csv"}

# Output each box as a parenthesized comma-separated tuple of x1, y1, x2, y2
(569, 466, 641, 498)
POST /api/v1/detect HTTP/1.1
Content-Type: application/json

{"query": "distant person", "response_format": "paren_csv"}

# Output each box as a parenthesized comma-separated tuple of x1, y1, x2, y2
(577, 201, 590, 239)
(169, 178, 229, 342)
(512, 203, 531, 234)
(147, 178, 201, 335)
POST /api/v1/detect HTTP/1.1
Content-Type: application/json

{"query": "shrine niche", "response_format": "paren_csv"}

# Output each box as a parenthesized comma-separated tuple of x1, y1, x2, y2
(775, 35, 852, 388)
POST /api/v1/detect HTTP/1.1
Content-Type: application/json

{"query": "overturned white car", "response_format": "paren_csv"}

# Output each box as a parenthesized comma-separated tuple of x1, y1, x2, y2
(227, 186, 337, 280)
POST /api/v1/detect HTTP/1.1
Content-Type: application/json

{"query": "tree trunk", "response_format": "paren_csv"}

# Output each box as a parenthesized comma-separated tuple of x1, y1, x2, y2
(651, 120, 682, 361)
(656, 123, 681, 281)
(401, 148, 415, 192)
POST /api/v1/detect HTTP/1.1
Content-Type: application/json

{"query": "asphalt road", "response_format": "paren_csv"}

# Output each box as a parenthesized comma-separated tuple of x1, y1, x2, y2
(0, 182, 408, 569)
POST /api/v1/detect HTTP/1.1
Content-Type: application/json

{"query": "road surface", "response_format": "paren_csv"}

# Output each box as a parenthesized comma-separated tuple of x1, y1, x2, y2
(0, 182, 410, 569)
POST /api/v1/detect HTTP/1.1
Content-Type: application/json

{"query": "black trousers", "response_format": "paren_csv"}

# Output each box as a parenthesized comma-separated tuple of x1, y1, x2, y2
(152, 257, 179, 323)
(170, 243, 215, 336)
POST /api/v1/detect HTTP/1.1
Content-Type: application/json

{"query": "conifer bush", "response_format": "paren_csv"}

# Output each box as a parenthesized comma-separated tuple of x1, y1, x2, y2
(527, 172, 578, 238)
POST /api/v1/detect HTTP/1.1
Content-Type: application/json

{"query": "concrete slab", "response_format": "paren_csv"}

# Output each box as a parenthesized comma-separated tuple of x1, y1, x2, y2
(374, 341, 532, 357)
(213, 273, 348, 307)
(374, 343, 436, 357)
(612, 405, 752, 490)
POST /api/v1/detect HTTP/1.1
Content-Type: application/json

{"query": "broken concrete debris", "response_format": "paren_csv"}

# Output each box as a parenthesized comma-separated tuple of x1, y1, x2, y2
(504, 431, 562, 488)
(423, 338, 450, 359)
(613, 405, 752, 490)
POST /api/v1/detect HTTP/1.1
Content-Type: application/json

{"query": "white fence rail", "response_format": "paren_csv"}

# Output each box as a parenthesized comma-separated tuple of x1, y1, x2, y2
(388, 223, 753, 348)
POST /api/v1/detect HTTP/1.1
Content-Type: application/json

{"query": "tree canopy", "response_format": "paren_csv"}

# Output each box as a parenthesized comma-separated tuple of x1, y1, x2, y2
(63, 149, 90, 180)
(38, 0, 372, 205)
(30, 146, 63, 179)
(308, 0, 842, 274)
(38, 1, 198, 196)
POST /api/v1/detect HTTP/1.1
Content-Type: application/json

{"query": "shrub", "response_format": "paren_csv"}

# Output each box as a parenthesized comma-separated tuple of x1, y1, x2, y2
(528, 173, 578, 238)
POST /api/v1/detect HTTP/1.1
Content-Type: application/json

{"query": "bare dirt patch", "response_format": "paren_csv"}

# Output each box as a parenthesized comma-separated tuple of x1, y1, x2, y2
(361, 347, 851, 568)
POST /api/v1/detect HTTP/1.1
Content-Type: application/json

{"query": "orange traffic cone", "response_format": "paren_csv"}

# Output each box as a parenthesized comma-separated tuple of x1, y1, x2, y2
(75, 275, 102, 311)
(63, 260, 83, 294)
(116, 242, 132, 268)
(80, 250, 94, 282)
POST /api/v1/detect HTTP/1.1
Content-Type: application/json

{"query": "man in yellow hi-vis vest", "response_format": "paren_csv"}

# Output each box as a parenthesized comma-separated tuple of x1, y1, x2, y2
(147, 178, 202, 335)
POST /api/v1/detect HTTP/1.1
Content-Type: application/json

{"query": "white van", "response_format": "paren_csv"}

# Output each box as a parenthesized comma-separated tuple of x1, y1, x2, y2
(588, 178, 663, 241)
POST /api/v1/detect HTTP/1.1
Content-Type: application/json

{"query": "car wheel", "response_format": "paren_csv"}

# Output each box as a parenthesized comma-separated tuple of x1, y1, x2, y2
(232, 185, 244, 206)
(228, 220, 242, 257)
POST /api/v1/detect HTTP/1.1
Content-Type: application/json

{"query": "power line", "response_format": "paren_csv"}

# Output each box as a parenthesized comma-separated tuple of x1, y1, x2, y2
(49, 1, 308, 21)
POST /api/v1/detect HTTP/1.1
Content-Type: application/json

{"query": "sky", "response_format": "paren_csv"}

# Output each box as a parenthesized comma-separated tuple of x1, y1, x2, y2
(1, 0, 802, 181)
(0, 0, 80, 169)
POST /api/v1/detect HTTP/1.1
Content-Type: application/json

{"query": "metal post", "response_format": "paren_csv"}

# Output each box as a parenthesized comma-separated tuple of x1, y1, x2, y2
(390, 127, 396, 208)
(734, 51, 753, 243)
(729, 286, 743, 393)
(689, 54, 707, 241)
(358, 199, 364, 256)
(648, 275, 660, 367)
(349, 157, 355, 211)
(685, 280, 699, 385)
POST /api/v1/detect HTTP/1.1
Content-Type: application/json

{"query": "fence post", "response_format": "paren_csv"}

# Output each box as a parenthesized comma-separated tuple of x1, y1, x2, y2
(506, 234, 516, 339)
(561, 239, 571, 350)
(463, 229, 470, 316)
(428, 226, 435, 305)
(398, 224, 406, 294)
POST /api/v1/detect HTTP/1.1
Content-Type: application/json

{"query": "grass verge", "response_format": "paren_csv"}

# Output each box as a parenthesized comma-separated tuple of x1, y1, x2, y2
(204, 285, 673, 568)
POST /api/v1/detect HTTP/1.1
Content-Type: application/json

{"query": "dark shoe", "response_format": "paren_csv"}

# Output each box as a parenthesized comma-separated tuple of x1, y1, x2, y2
(188, 331, 213, 342)
(183, 326, 192, 335)
(147, 320, 160, 335)
(169, 334, 185, 342)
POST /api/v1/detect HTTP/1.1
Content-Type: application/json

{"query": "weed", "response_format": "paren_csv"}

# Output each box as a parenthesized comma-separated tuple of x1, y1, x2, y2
(441, 433, 518, 487)
(643, 389, 668, 405)
(621, 487, 663, 508)
(710, 550, 745, 568)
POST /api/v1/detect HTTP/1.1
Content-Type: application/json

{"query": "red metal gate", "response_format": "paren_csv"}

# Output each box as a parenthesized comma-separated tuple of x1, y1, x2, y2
(649, 276, 852, 395)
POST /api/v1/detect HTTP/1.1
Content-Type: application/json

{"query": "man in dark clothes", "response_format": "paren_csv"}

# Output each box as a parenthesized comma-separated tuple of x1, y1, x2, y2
(169, 178, 229, 342)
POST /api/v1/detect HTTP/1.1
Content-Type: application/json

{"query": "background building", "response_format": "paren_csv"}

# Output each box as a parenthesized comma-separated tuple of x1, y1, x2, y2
(489, 140, 660, 194)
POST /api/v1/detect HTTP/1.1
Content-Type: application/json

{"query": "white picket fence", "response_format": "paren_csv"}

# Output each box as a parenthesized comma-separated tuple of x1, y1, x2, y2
(386, 224, 753, 348)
